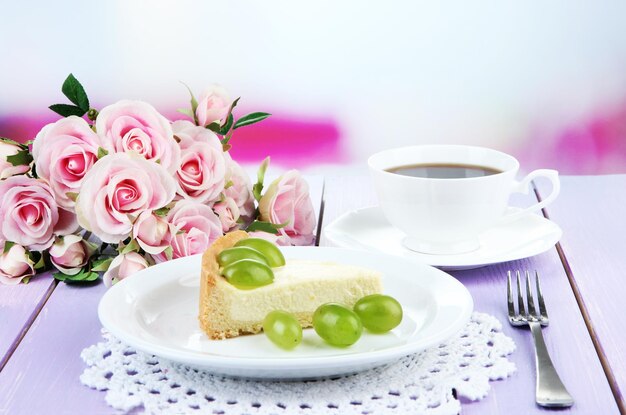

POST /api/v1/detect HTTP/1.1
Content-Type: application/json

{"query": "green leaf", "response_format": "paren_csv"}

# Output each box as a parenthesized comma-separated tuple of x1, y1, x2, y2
(163, 246, 173, 261)
(3, 241, 15, 253)
(177, 108, 194, 118)
(219, 97, 240, 133)
(97, 147, 108, 159)
(221, 130, 233, 146)
(219, 114, 234, 135)
(84, 271, 100, 281)
(253, 157, 270, 201)
(1, 137, 28, 149)
(206, 122, 221, 133)
(153, 206, 170, 217)
(49, 103, 86, 117)
(120, 239, 140, 254)
(233, 112, 271, 130)
(21, 277, 30, 284)
(6, 149, 33, 167)
(31, 252, 45, 270)
(55, 267, 99, 283)
(61, 73, 90, 112)
(180, 82, 199, 125)
(245, 221, 280, 234)
(53, 271, 67, 281)
(91, 257, 114, 272)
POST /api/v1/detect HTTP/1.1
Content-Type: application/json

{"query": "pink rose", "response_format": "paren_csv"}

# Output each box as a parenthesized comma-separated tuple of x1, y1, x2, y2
(0, 244, 35, 285)
(103, 252, 149, 287)
(96, 100, 181, 174)
(132, 211, 175, 255)
(195, 85, 231, 127)
(171, 121, 226, 203)
(153, 200, 222, 262)
(0, 176, 77, 250)
(172, 120, 222, 150)
(0, 140, 30, 179)
(75, 153, 176, 243)
(259, 170, 316, 246)
(213, 197, 240, 232)
(223, 154, 255, 226)
(32, 116, 103, 208)
(49, 234, 97, 275)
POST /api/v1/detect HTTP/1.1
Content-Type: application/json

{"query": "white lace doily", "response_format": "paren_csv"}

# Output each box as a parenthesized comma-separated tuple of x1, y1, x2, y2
(80, 312, 515, 415)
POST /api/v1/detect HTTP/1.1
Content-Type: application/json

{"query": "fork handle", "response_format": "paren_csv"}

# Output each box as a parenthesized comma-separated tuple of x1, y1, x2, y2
(529, 321, 574, 407)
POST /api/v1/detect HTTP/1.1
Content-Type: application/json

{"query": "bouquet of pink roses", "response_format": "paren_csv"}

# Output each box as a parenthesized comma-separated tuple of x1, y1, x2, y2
(0, 74, 316, 286)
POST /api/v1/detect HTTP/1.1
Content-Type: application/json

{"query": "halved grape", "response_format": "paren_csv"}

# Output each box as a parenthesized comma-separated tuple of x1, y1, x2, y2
(312, 303, 362, 347)
(217, 246, 269, 267)
(234, 238, 286, 267)
(263, 310, 302, 349)
(221, 259, 274, 289)
(354, 294, 403, 333)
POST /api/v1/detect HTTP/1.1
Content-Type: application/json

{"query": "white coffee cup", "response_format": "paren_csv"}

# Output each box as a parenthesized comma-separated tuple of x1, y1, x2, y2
(368, 145, 560, 255)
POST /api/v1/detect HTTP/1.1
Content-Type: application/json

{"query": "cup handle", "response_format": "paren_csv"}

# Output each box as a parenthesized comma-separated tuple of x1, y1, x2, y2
(499, 169, 560, 224)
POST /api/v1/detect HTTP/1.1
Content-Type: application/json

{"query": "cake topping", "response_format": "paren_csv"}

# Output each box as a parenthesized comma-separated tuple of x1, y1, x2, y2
(221, 259, 274, 289)
(218, 246, 269, 267)
(234, 238, 286, 267)
(217, 237, 285, 290)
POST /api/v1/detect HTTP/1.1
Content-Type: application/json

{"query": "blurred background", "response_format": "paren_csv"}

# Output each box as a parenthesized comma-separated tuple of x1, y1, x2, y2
(2, 1, 626, 174)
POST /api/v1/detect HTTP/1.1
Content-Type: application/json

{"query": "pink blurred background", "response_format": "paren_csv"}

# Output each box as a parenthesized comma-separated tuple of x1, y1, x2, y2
(2, 1, 626, 174)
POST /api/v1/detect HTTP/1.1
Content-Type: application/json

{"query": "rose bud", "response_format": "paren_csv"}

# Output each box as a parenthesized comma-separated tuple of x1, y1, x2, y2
(0, 140, 30, 180)
(49, 235, 97, 275)
(259, 170, 316, 246)
(133, 211, 175, 255)
(103, 252, 149, 287)
(0, 244, 35, 285)
(195, 85, 231, 127)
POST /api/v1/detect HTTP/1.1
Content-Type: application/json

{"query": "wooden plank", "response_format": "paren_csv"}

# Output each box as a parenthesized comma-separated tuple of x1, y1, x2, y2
(536, 175, 626, 413)
(0, 281, 112, 414)
(320, 175, 618, 414)
(0, 273, 56, 371)
(0, 175, 325, 414)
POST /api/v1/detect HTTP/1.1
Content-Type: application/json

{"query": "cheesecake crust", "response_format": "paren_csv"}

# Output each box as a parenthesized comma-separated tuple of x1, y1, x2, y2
(199, 230, 250, 339)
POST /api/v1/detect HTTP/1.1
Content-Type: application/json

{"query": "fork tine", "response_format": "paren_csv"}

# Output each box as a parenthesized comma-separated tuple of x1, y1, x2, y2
(535, 270, 548, 319)
(507, 271, 515, 318)
(525, 270, 537, 317)
(516, 270, 526, 317)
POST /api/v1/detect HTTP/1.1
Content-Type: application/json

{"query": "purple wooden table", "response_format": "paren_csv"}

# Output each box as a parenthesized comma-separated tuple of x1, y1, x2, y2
(0, 175, 623, 414)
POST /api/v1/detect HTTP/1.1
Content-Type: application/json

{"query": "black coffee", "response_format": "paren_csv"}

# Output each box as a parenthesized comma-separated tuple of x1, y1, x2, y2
(386, 163, 502, 179)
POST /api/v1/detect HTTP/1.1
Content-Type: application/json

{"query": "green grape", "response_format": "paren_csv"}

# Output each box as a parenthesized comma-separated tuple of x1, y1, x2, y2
(312, 303, 362, 347)
(217, 247, 269, 267)
(353, 294, 403, 333)
(234, 238, 286, 267)
(221, 259, 274, 289)
(263, 310, 303, 349)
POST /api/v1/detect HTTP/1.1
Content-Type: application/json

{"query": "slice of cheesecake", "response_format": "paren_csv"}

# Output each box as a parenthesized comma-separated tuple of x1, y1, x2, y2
(199, 231, 383, 340)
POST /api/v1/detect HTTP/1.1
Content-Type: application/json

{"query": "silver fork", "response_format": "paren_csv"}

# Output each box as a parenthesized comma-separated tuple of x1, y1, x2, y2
(507, 270, 574, 407)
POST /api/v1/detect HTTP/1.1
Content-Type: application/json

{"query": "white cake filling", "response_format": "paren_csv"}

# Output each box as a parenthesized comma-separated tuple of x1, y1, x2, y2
(220, 259, 383, 321)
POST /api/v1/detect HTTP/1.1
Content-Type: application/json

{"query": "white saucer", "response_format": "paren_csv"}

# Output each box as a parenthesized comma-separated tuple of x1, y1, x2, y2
(323, 206, 562, 270)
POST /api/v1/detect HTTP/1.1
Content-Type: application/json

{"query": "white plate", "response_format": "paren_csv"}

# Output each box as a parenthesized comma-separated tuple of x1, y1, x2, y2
(323, 206, 562, 271)
(98, 247, 473, 379)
